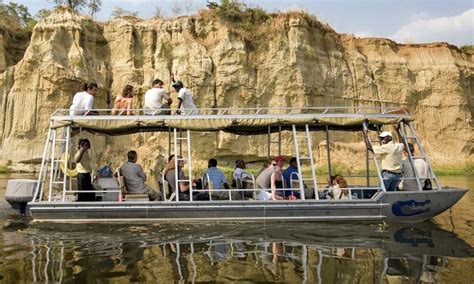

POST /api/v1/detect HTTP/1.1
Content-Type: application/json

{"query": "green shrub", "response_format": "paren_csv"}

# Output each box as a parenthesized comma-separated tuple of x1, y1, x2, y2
(0, 165, 11, 173)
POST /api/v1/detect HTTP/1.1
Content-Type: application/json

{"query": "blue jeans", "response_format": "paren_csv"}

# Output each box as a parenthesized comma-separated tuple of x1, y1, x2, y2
(382, 171, 401, 191)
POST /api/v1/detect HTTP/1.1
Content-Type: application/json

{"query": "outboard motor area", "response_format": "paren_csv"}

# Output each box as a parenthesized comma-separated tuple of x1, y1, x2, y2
(4, 179, 37, 215)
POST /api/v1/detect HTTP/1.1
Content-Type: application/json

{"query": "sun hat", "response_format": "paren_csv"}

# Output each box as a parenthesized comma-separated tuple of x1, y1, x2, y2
(378, 131, 392, 138)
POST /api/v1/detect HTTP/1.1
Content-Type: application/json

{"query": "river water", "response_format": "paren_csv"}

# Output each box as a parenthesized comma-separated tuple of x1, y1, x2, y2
(0, 174, 472, 283)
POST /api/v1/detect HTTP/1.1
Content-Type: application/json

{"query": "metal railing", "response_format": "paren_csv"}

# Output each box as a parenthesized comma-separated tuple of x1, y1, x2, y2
(52, 106, 410, 118)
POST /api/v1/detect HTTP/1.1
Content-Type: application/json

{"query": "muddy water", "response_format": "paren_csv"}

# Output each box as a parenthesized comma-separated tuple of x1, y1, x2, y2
(0, 174, 472, 282)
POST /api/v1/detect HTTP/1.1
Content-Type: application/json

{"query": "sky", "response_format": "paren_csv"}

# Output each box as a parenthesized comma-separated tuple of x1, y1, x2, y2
(6, 0, 474, 46)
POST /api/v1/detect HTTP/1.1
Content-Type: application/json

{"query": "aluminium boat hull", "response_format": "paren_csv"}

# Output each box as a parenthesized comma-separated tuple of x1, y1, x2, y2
(28, 188, 467, 223)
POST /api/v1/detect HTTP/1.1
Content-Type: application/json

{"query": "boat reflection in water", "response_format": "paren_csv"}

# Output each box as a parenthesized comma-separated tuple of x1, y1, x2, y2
(1, 221, 472, 282)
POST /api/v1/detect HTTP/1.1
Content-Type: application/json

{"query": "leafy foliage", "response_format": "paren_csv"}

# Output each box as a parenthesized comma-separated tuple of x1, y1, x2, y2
(111, 7, 139, 18)
(0, 2, 36, 31)
(52, 0, 102, 17)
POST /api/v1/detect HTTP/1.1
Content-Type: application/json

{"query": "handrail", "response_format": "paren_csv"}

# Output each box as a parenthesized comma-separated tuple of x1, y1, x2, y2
(53, 106, 411, 117)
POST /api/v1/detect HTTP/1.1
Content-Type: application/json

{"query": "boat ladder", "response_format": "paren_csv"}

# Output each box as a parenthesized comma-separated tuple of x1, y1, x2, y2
(172, 128, 193, 201)
(292, 124, 317, 200)
(398, 121, 440, 190)
(34, 125, 72, 202)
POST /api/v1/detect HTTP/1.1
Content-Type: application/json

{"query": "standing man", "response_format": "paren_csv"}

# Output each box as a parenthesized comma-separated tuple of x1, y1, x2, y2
(119, 150, 161, 200)
(171, 75, 198, 115)
(144, 79, 173, 115)
(366, 131, 404, 191)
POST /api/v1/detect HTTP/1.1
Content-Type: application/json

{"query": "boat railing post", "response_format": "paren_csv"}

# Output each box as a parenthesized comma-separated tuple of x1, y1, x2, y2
(325, 126, 332, 179)
(398, 121, 423, 191)
(362, 121, 386, 192)
(405, 122, 441, 190)
(173, 128, 179, 202)
(62, 126, 71, 201)
(205, 173, 212, 201)
(305, 125, 317, 200)
(187, 130, 193, 202)
(48, 129, 57, 202)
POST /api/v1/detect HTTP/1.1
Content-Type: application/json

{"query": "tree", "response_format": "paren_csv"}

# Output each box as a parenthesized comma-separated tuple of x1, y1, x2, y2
(111, 7, 139, 18)
(36, 8, 52, 20)
(0, 2, 36, 29)
(154, 7, 163, 18)
(53, 0, 87, 10)
(88, 0, 101, 18)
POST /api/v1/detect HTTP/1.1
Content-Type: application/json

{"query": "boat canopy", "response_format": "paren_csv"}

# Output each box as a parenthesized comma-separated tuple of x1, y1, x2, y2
(50, 107, 411, 136)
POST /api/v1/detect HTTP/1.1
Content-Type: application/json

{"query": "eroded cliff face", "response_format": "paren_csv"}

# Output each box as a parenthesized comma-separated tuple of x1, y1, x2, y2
(0, 9, 472, 171)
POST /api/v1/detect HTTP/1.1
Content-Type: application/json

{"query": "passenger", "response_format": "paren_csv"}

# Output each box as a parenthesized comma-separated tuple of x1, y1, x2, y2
(203, 158, 231, 200)
(112, 84, 134, 115)
(69, 82, 99, 116)
(171, 75, 198, 115)
(270, 156, 286, 200)
(255, 161, 274, 200)
(119, 150, 161, 200)
(232, 159, 252, 188)
(75, 139, 96, 201)
(327, 174, 349, 199)
(255, 156, 285, 200)
(399, 143, 429, 191)
(366, 131, 404, 191)
(144, 79, 173, 115)
(257, 160, 272, 176)
(164, 155, 191, 201)
(282, 157, 301, 198)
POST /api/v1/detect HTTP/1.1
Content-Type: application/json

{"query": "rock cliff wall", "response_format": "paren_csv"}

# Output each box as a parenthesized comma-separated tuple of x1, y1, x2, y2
(0, 9, 472, 171)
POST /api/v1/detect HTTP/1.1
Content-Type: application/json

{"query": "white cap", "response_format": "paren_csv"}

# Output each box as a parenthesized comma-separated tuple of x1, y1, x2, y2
(378, 131, 392, 138)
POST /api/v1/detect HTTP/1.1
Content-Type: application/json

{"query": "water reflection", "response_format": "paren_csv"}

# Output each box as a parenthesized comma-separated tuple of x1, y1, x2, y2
(1, 221, 472, 283)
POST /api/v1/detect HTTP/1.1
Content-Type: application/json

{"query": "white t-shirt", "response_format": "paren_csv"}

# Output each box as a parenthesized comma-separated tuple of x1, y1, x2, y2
(144, 87, 170, 114)
(178, 88, 198, 115)
(69, 91, 94, 115)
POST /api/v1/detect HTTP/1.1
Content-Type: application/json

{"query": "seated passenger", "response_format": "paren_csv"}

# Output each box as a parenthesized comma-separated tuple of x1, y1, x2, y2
(255, 156, 285, 201)
(171, 75, 198, 115)
(69, 82, 99, 116)
(164, 155, 190, 201)
(119, 150, 161, 200)
(326, 174, 349, 200)
(232, 159, 253, 198)
(203, 158, 231, 200)
(112, 85, 134, 115)
(282, 157, 302, 199)
(144, 79, 173, 115)
(399, 143, 429, 191)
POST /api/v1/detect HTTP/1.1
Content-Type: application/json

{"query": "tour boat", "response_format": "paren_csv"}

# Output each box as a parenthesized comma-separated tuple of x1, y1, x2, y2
(4, 107, 468, 222)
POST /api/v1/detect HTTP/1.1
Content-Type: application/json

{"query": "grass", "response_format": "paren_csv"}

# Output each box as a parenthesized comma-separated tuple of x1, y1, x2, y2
(460, 44, 473, 53)
(0, 165, 11, 173)
(433, 162, 474, 176)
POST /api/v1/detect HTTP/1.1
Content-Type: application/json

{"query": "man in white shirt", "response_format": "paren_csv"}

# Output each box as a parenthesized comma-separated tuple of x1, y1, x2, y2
(171, 78, 198, 115)
(69, 82, 99, 115)
(367, 131, 404, 191)
(144, 79, 173, 115)
(399, 143, 430, 191)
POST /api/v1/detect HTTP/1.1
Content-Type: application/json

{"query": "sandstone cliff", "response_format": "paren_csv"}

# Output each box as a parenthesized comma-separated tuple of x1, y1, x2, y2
(0, 9, 472, 172)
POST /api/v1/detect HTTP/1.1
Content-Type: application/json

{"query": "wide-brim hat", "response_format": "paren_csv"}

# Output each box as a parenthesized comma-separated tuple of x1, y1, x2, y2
(378, 131, 392, 138)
